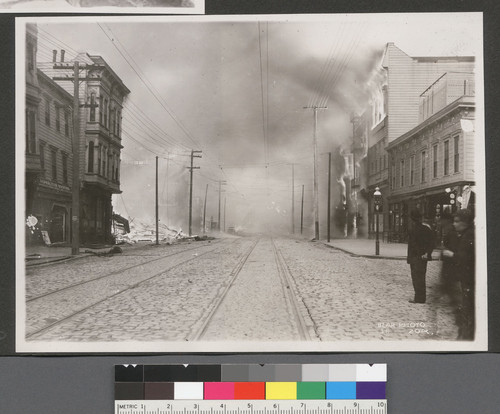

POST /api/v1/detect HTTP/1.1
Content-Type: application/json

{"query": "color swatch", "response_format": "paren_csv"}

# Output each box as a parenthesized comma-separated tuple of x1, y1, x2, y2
(115, 364, 386, 401)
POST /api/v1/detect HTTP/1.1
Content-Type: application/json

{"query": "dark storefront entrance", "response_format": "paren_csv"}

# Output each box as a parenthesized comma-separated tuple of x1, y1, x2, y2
(50, 205, 68, 243)
(81, 186, 113, 245)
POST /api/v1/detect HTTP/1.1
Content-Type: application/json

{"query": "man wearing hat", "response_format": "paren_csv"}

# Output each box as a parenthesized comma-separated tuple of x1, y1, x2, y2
(407, 209, 435, 303)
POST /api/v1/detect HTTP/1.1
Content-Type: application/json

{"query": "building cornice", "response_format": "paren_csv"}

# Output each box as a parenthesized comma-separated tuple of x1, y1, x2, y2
(387, 96, 475, 152)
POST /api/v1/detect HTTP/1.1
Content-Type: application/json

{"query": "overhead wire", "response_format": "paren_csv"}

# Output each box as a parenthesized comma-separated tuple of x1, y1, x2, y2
(38, 26, 80, 56)
(37, 22, 317, 203)
(314, 23, 364, 109)
(308, 23, 348, 108)
(37, 29, 194, 159)
(99, 23, 228, 183)
(318, 32, 362, 108)
(98, 23, 203, 152)
(314, 26, 354, 107)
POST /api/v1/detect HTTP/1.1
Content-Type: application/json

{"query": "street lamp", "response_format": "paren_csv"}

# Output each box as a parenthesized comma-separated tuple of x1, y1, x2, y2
(373, 187, 382, 256)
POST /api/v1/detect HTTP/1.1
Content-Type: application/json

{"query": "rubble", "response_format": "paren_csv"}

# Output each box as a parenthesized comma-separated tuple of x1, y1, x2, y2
(84, 246, 123, 257)
(114, 221, 211, 245)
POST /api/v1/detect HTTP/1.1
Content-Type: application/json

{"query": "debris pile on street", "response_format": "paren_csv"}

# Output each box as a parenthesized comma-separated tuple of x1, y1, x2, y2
(84, 246, 123, 257)
(115, 221, 211, 244)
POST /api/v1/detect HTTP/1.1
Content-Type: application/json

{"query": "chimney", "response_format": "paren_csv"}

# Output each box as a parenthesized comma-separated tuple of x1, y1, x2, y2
(52, 50, 57, 63)
(61, 50, 65, 63)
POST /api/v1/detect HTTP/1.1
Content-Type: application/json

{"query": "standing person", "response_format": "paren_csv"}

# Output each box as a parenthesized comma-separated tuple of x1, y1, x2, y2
(442, 208, 475, 340)
(407, 209, 435, 304)
(439, 211, 461, 306)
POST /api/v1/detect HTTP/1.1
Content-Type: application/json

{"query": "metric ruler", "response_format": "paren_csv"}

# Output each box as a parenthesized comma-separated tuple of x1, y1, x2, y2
(114, 400, 387, 414)
(114, 364, 387, 414)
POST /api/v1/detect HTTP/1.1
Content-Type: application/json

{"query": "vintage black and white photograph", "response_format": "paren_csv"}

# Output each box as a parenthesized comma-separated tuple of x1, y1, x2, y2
(1, 0, 203, 14)
(16, 13, 486, 353)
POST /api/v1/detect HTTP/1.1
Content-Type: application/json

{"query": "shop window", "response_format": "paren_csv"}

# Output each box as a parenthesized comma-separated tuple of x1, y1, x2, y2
(96, 198, 103, 230)
(454, 135, 460, 173)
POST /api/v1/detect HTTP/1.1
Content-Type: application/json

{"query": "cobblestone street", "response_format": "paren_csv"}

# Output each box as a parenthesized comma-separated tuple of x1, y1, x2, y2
(274, 239, 458, 341)
(24, 236, 460, 345)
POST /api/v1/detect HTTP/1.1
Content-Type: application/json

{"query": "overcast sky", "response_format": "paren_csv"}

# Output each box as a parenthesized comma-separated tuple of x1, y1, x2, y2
(27, 13, 483, 235)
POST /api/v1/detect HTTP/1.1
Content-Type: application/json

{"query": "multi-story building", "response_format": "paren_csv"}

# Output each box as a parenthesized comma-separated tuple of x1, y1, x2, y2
(25, 24, 74, 245)
(25, 23, 42, 227)
(26, 25, 130, 245)
(386, 72, 475, 242)
(353, 43, 475, 240)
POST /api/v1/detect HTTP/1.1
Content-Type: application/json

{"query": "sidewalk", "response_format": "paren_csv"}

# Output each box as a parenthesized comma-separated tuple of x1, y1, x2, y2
(25, 236, 439, 265)
(25, 243, 136, 266)
(323, 237, 441, 260)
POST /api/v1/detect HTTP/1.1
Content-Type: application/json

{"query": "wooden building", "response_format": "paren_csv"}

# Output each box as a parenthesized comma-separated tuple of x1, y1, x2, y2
(359, 43, 475, 240)
(26, 24, 130, 246)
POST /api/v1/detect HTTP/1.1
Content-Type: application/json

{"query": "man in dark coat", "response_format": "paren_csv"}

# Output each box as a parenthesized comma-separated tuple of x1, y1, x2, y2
(407, 209, 435, 303)
(439, 211, 461, 306)
(443, 208, 475, 339)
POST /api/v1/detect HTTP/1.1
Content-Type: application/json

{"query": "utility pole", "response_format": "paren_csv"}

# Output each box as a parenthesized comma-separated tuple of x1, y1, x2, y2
(53, 59, 101, 255)
(224, 196, 227, 232)
(218, 180, 227, 231)
(351, 114, 359, 235)
(304, 106, 327, 240)
(203, 183, 208, 235)
(187, 150, 202, 236)
(291, 164, 295, 234)
(71, 62, 80, 255)
(327, 152, 331, 243)
(155, 156, 159, 245)
(300, 184, 304, 235)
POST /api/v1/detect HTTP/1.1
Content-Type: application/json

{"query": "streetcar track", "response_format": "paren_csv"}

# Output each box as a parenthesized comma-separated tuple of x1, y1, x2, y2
(186, 237, 261, 341)
(271, 238, 321, 341)
(26, 239, 225, 302)
(190, 237, 319, 342)
(26, 239, 238, 339)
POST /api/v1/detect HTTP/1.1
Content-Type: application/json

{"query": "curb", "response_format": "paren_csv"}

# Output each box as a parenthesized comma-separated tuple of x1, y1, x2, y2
(322, 241, 407, 260)
(25, 253, 90, 267)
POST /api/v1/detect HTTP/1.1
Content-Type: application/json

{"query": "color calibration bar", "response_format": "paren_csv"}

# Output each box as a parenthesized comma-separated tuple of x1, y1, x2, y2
(115, 364, 387, 401)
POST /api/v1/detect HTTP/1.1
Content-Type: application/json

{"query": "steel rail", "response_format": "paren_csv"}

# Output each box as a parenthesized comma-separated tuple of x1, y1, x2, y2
(271, 238, 320, 341)
(26, 240, 225, 303)
(187, 237, 261, 341)
(26, 239, 236, 339)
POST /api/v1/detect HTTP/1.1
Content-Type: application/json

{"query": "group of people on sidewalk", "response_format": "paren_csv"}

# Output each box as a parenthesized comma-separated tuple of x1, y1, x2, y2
(407, 208, 475, 340)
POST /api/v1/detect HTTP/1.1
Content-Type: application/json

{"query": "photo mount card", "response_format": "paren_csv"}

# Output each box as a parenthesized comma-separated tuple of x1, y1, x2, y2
(15, 13, 487, 354)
